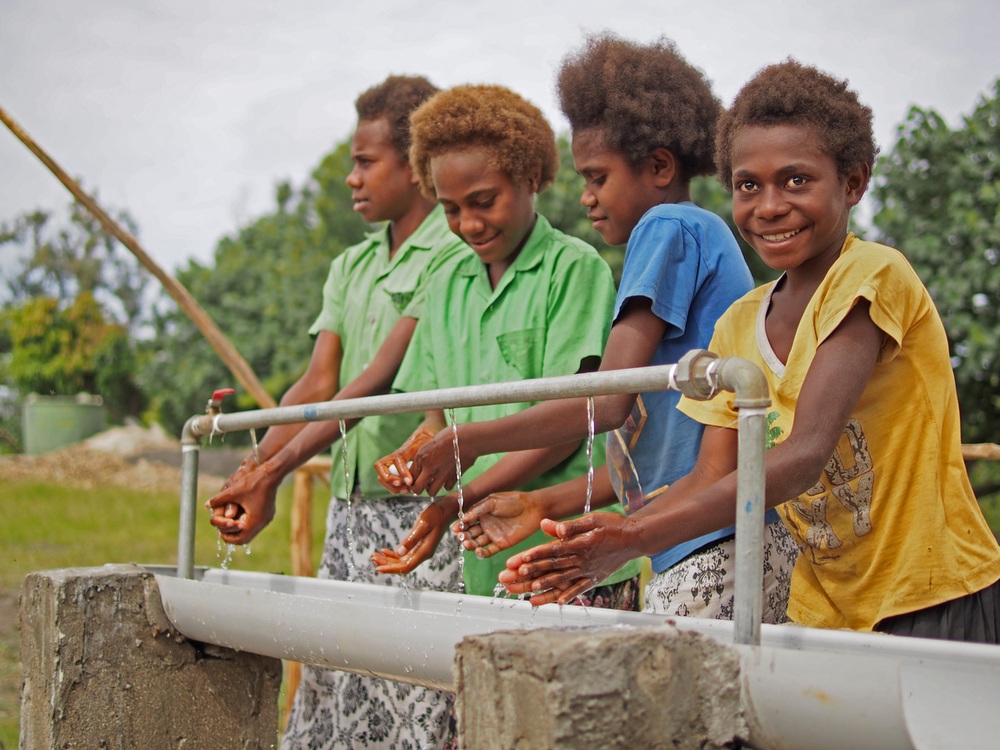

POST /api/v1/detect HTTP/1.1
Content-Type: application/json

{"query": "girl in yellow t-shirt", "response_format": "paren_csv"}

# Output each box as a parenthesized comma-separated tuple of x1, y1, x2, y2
(500, 60, 1000, 643)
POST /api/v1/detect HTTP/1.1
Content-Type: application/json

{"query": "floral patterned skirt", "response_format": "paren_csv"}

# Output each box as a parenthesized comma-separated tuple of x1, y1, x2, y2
(643, 519, 799, 624)
(281, 493, 462, 750)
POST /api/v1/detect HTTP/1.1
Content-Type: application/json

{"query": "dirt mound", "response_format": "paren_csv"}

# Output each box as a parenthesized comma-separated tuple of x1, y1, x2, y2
(0, 446, 224, 495)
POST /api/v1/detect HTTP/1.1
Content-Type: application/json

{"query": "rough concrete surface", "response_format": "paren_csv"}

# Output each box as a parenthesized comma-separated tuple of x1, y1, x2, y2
(19, 564, 281, 749)
(455, 625, 747, 750)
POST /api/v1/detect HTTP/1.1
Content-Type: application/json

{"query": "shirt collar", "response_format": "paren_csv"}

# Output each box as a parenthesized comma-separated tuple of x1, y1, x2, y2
(455, 213, 551, 277)
(366, 204, 451, 260)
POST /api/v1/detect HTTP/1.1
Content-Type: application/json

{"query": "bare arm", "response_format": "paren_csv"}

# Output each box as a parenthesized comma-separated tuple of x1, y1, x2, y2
(207, 317, 418, 544)
(406, 299, 668, 495)
(503, 302, 883, 603)
(249, 330, 342, 466)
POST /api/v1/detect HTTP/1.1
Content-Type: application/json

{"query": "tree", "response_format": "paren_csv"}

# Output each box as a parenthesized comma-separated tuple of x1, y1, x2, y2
(872, 79, 1000, 443)
(0, 292, 142, 421)
(1, 200, 148, 331)
(0, 200, 149, 440)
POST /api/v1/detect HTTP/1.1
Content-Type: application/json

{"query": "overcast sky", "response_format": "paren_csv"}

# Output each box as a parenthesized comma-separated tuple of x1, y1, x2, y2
(2, 0, 997, 274)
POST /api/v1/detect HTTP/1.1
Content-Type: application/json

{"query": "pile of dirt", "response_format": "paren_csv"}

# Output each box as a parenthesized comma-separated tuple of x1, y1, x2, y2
(0, 445, 225, 495)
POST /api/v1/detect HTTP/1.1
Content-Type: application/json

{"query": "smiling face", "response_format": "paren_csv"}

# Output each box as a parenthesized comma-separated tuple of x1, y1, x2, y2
(430, 147, 538, 268)
(345, 118, 420, 223)
(730, 123, 868, 277)
(571, 128, 668, 247)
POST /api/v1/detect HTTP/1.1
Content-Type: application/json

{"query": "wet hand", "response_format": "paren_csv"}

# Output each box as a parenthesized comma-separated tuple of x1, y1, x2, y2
(408, 427, 474, 496)
(374, 426, 437, 494)
(371, 497, 456, 575)
(499, 513, 636, 606)
(205, 464, 279, 545)
(452, 491, 544, 559)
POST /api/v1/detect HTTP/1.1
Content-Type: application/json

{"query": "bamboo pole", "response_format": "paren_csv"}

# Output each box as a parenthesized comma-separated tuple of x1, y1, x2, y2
(0, 104, 276, 410)
(963, 443, 1000, 462)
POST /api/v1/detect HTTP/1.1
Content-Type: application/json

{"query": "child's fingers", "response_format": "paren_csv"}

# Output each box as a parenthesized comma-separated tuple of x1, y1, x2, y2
(392, 455, 414, 486)
(474, 542, 502, 559)
(396, 520, 429, 555)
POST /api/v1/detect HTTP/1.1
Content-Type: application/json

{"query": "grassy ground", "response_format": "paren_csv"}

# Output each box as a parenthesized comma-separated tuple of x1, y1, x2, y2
(0, 477, 328, 749)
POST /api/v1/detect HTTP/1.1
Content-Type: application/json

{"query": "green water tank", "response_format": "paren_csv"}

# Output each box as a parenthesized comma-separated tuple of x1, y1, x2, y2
(23, 393, 107, 455)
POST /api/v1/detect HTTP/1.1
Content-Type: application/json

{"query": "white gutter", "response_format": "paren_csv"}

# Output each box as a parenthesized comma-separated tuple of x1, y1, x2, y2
(154, 569, 1000, 750)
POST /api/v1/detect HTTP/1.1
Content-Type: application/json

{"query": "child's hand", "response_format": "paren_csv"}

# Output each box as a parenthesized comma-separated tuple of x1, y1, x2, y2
(205, 463, 279, 545)
(371, 496, 458, 575)
(498, 512, 634, 606)
(374, 426, 438, 494)
(407, 427, 476, 497)
(452, 491, 544, 559)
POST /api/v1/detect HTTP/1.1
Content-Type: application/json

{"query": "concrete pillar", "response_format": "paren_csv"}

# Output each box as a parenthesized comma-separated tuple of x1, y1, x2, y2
(455, 625, 747, 750)
(19, 564, 281, 749)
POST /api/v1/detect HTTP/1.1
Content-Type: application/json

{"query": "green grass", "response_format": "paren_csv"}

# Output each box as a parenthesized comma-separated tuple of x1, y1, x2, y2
(0, 478, 328, 749)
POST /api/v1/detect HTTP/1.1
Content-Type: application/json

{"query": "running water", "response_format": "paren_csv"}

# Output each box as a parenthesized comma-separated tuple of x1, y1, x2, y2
(217, 538, 235, 569)
(447, 408, 467, 594)
(339, 418, 357, 578)
(249, 427, 260, 466)
(584, 396, 596, 515)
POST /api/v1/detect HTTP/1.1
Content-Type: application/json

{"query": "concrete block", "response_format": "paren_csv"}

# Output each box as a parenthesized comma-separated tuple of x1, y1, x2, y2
(455, 625, 747, 750)
(19, 564, 281, 749)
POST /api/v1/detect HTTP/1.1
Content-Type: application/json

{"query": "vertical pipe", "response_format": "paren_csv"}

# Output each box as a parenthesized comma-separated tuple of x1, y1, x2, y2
(177, 441, 201, 579)
(733, 406, 767, 646)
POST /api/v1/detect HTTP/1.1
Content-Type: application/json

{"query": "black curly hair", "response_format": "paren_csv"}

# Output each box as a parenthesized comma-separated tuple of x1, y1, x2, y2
(355, 75, 439, 161)
(557, 32, 720, 180)
(716, 59, 878, 188)
(409, 84, 558, 198)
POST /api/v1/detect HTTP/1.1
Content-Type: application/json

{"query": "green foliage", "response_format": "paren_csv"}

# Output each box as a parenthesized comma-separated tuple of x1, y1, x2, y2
(1, 201, 148, 331)
(0, 200, 149, 439)
(0, 292, 139, 419)
(872, 79, 1000, 442)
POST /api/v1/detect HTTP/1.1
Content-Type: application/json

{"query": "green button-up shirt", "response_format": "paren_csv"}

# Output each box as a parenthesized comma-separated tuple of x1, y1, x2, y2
(309, 205, 471, 499)
(394, 214, 641, 594)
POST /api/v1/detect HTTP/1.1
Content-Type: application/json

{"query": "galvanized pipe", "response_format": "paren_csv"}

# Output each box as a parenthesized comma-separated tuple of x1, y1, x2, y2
(177, 417, 201, 580)
(184, 364, 684, 438)
(712, 357, 771, 646)
(176, 353, 770, 645)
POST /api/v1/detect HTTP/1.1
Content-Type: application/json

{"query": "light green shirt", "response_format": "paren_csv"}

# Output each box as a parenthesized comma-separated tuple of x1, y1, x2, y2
(309, 205, 471, 499)
(394, 214, 642, 594)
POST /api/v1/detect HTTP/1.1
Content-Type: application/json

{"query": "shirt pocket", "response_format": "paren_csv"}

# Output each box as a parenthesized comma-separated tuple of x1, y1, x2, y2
(496, 327, 545, 379)
(381, 279, 418, 316)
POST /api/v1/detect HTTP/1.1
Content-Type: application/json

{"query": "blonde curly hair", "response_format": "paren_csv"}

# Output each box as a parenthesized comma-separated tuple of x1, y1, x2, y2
(409, 84, 558, 197)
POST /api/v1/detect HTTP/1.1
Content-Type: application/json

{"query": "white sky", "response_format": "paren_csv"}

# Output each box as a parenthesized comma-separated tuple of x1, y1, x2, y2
(1, 0, 997, 273)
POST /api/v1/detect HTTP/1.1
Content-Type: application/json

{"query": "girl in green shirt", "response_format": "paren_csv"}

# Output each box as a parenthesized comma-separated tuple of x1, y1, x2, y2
(372, 84, 642, 604)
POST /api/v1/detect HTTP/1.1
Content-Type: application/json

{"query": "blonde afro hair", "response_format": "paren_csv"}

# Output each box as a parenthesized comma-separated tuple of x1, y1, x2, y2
(409, 84, 558, 197)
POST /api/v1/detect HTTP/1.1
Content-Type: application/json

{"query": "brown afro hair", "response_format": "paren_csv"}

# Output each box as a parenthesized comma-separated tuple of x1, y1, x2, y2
(355, 75, 439, 161)
(409, 84, 558, 197)
(716, 60, 878, 189)
(557, 33, 720, 180)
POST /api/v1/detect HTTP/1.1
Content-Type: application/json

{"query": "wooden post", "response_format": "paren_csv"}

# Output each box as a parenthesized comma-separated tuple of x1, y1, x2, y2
(963, 443, 1000, 462)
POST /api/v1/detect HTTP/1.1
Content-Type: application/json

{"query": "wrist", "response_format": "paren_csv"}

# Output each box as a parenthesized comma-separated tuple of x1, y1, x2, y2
(457, 422, 483, 465)
(433, 494, 462, 519)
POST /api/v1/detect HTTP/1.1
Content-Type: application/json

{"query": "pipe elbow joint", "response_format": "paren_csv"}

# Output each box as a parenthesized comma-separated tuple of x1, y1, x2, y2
(181, 415, 204, 446)
(715, 357, 771, 410)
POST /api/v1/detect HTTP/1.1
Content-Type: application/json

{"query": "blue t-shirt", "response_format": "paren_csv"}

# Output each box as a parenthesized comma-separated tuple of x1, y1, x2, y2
(606, 202, 775, 573)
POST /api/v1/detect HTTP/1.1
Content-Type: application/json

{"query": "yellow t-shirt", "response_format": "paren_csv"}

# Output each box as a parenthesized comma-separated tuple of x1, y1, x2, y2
(680, 234, 1000, 631)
